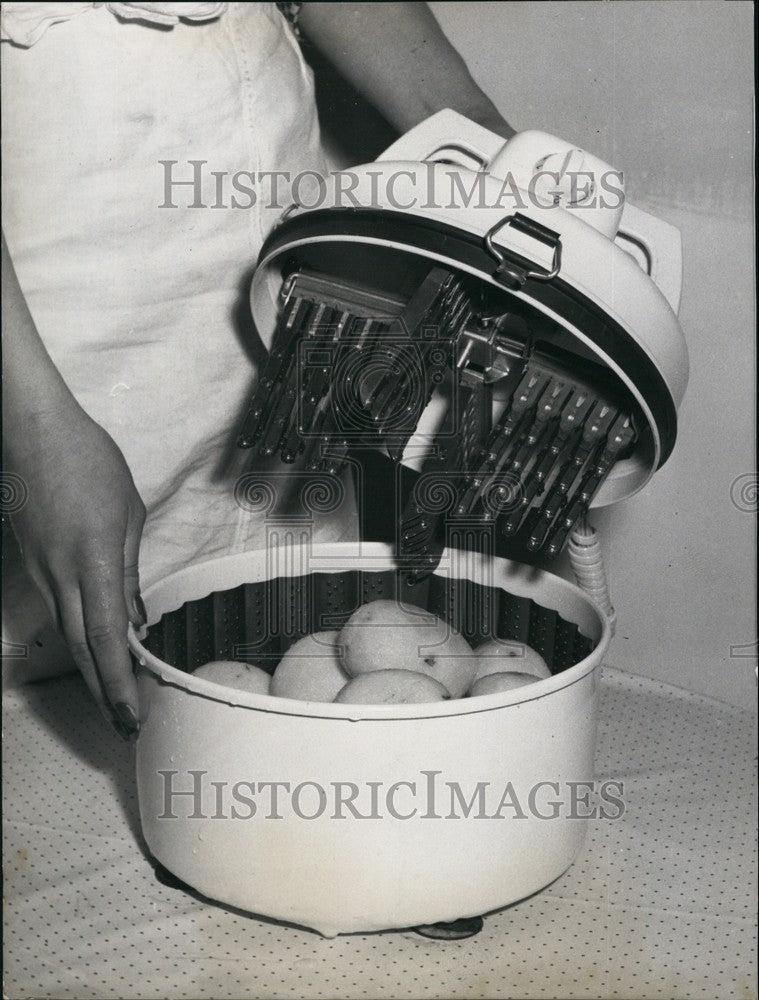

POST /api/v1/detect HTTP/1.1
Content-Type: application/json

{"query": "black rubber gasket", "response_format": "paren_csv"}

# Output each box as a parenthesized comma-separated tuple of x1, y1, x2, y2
(258, 208, 678, 467)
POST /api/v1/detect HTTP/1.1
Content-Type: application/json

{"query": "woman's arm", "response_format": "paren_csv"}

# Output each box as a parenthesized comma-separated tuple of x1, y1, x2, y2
(2, 232, 144, 739)
(299, 1, 516, 140)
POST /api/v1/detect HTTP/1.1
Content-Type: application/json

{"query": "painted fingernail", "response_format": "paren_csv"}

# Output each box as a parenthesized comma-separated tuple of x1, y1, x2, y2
(132, 593, 147, 626)
(111, 718, 135, 742)
(113, 701, 140, 742)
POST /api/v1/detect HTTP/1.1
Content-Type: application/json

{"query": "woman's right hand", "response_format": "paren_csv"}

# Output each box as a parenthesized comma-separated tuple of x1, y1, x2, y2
(3, 231, 145, 740)
(8, 404, 147, 739)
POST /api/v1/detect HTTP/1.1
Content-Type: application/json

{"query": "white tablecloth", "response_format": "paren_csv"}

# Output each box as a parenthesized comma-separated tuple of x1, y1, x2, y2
(3, 666, 756, 999)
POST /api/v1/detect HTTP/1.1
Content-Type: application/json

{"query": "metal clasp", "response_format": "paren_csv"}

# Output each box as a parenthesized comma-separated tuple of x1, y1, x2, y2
(484, 212, 562, 289)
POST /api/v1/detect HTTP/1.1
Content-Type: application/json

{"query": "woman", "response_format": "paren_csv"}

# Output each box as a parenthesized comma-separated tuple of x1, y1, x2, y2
(2, 1, 514, 739)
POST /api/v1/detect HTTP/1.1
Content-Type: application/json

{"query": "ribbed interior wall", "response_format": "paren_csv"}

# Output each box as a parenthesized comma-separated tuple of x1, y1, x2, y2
(142, 570, 594, 675)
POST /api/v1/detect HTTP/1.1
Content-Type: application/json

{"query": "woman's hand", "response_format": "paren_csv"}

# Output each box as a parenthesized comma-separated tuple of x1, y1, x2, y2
(9, 406, 146, 739)
(3, 231, 144, 739)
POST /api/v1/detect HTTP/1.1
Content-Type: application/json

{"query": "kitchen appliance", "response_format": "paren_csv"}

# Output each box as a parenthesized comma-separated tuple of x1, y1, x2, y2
(238, 110, 688, 575)
(127, 112, 687, 936)
(130, 542, 611, 937)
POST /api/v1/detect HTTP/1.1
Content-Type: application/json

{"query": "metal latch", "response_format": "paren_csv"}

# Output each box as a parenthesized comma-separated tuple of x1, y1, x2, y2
(484, 212, 562, 289)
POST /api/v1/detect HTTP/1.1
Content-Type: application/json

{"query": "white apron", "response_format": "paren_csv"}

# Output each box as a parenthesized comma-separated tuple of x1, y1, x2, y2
(2, 1, 354, 591)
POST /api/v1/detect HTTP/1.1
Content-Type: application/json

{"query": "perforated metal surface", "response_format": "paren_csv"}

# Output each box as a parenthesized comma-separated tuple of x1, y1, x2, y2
(142, 570, 593, 675)
(3, 667, 756, 999)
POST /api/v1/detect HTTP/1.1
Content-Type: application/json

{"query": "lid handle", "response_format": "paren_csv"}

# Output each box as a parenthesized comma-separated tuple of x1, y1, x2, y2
(484, 213, 563, 289)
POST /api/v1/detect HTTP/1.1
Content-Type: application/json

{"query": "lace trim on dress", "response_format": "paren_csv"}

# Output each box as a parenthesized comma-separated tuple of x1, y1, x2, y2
(1, 2, 228, 47)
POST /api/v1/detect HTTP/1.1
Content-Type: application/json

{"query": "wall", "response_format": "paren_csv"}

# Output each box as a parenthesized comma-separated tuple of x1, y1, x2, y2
(428, 0, 755, 706)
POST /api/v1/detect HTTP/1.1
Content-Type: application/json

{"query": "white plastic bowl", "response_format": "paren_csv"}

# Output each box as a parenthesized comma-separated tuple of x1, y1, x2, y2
(128, 542, 611, 936)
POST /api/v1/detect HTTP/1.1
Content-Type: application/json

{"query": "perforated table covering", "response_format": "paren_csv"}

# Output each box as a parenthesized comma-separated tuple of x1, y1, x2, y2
(2, 667, 756, 1000)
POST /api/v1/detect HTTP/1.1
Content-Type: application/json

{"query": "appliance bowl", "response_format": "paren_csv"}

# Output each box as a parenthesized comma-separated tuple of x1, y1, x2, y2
(128, 542, 611, 936)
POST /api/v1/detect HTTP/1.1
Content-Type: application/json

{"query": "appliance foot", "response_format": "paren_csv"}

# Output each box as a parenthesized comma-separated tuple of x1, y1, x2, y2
(414, 916, 484, 939)
(153, 861, 194, 893)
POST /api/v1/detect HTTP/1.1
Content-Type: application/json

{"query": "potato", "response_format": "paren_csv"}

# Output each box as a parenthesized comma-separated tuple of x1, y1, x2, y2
(333, 670, 451, 705)
(472, 639, 550, 683)
(468, 671, 540, 698)
(270, 631, 349, 702)
(339, 600, 475, 698)
(193, 660, 270, 695)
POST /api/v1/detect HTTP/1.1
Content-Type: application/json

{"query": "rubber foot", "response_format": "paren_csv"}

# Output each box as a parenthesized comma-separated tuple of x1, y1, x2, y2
(153, 861, 194, 893)
(414, 916, 484, 939)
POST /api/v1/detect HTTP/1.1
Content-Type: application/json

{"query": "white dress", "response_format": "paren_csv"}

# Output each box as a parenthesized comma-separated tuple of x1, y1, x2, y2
(2, 1, 354, 589)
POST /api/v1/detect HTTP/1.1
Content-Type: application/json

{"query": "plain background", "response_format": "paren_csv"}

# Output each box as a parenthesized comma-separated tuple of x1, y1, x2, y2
(316, 0, 756, 708)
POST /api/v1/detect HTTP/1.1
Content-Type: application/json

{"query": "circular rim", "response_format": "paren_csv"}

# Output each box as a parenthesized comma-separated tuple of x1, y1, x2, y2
(256, 207, 678, 468)
(128, 542, 612, 722)
(256, 232, 661, 503)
